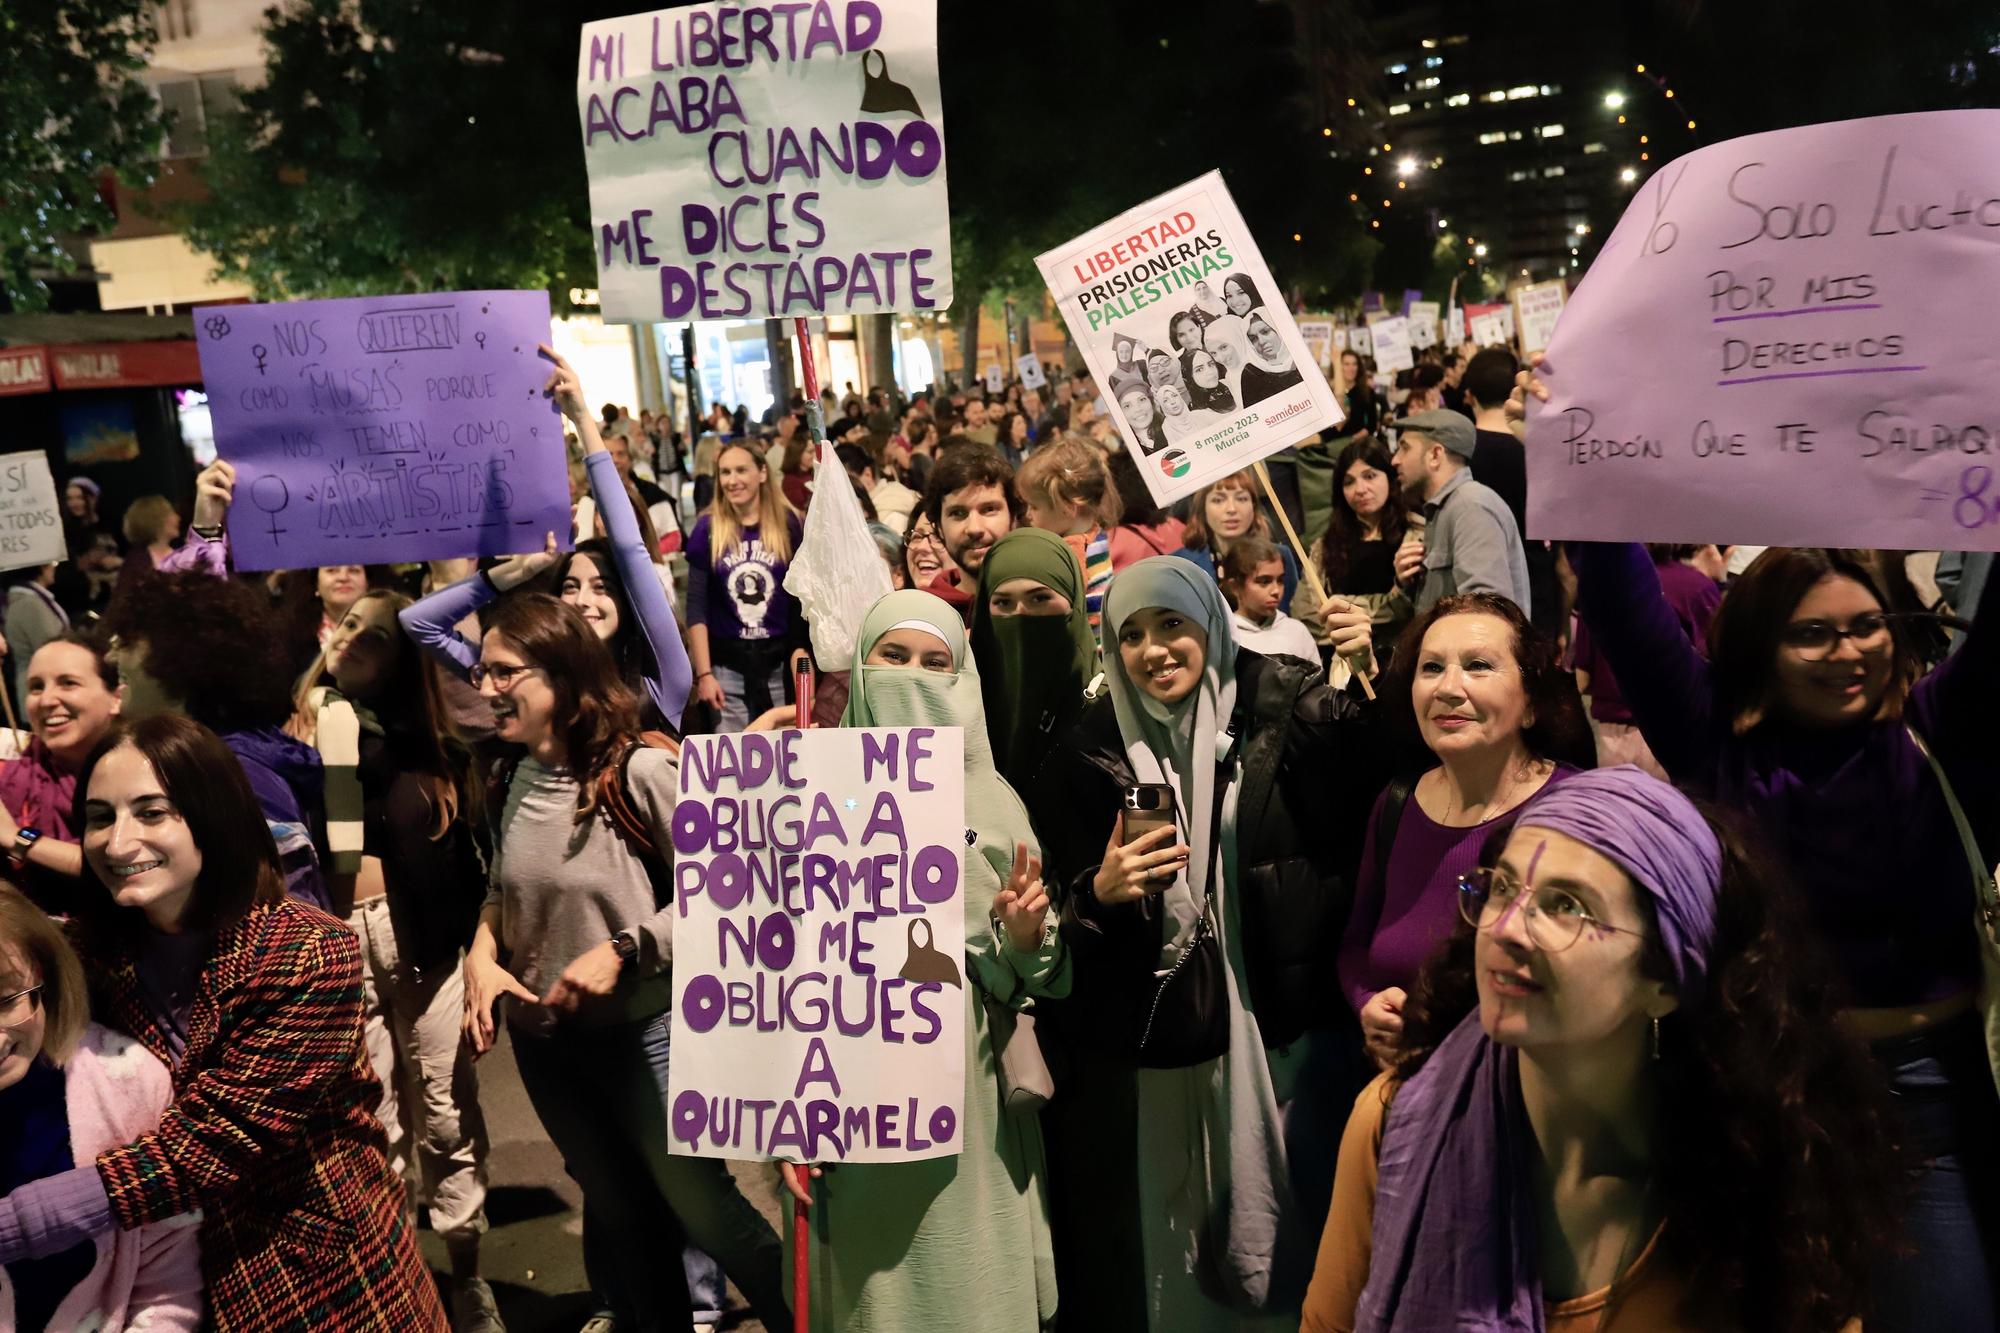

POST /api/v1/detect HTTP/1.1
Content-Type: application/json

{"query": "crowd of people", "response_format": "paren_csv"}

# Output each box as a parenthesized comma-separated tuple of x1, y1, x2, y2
(0, 323, 1988, 1333)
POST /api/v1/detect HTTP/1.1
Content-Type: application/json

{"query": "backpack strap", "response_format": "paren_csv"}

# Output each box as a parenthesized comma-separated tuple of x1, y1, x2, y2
(1370, 776, 1415, 889)
(485, 753, 522, 845)
(593, 731, 681, 908)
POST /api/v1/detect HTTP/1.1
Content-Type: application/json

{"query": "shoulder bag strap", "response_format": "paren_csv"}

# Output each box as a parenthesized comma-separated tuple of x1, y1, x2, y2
(1905, 723, 1999, 932)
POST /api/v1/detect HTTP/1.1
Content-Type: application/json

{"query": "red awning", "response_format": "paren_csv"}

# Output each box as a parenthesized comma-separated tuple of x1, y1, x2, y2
(0, 340, 201, 396)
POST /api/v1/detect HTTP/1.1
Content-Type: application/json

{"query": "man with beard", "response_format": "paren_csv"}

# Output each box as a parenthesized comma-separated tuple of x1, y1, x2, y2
(1386, 409, 1530, 617)
(917, 444, 1020, 624)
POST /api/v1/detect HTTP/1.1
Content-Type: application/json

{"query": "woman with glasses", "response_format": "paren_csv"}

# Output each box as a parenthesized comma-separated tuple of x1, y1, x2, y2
(0, 885, 202, 1330)
(459, 594, 788, 1331)
(901, 511, 963, 604)
(1302, 766, 1898, 1332)
(1338, 594, 1593, 1071)
(1515, 362, 2000, 1330)
(0, 713, 446, 1331)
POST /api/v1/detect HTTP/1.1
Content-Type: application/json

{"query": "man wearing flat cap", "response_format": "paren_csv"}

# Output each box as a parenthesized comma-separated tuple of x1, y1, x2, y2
(1387, 408, 1532, 616)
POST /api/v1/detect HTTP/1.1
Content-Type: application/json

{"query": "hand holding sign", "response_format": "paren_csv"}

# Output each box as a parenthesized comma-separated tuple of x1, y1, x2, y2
(992, 841, 1049, 953)
(539, 343, 589, 426)
(190, 459, 236, 531)
(484, 531, 562, 593)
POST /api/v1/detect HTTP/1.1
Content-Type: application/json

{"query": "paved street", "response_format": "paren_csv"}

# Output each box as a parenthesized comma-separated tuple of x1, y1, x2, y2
(414, 1028, 786, 1333)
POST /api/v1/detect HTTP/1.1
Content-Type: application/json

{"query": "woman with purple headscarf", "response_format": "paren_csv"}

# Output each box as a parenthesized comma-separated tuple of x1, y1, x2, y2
(1302, 766, 1899, 1333)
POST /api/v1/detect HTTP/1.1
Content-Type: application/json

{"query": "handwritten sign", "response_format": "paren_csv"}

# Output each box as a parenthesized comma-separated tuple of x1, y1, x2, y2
(1370, 315, 1414, 373)
(667, 726, 967, 1164)
(1297, 316, 1337, 371)
(1016, 353, 1046, 390)
(1468, 310, 1507, 347)
(195, 291, 571, 571)
(1348, 323, 1373, 358)
(1038, 171, 1342, 506)
(1409, 301, 1440, 350)
(984, 363, 1004, 394)
(1527, 110, 2000, 550)
(1512, 280, 1566, 358)
(578, 0, 952, 324)
(0, 452, 64, 573)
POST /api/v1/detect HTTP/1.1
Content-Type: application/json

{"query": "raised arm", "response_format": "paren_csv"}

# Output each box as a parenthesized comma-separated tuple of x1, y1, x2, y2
(1911, 558, 2000, 850)
(398, 536, 559, 681)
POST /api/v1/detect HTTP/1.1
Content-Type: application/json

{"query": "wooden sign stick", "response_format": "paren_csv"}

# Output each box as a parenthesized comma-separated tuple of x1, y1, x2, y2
(1252, 458, 1375, 700)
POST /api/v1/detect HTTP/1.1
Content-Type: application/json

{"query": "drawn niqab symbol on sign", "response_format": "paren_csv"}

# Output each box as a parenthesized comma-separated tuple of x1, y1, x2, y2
(897, 917, 961, 988)
(859, 50, 923, 118)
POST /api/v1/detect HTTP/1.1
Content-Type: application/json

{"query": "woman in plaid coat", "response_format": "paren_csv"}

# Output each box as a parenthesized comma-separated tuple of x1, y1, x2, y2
(0, 713, 446, 1332)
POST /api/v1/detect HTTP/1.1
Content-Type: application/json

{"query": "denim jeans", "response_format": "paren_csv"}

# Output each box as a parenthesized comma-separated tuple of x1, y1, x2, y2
(1868, 1013, 1999, 1333)
(511, 1011, 788, 1331)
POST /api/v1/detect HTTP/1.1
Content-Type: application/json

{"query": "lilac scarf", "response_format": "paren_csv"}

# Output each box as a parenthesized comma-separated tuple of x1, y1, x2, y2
(1355, 766, 1722, 1332)
(0, 739, 78, 843)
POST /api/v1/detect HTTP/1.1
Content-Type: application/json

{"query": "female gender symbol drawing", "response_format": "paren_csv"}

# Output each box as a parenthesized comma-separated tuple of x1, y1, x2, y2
(250, 473, 290, 542)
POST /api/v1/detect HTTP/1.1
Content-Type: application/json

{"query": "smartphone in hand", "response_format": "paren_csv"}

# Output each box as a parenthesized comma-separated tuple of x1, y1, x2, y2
(1121, 783, 1178, 845)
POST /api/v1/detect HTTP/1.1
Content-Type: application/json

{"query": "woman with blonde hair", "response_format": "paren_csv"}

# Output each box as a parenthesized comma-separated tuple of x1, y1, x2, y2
(1016, 436, 1121, 639)
(686, 440, 806, 731)
(111, 496, 180, 600)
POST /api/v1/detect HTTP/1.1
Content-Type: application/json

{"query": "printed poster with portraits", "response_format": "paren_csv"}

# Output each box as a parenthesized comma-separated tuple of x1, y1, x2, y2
(1035, 171, 1343, 506)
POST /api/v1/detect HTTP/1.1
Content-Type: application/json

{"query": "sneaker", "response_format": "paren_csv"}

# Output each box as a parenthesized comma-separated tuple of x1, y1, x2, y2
(451, 1277, 506, 1333)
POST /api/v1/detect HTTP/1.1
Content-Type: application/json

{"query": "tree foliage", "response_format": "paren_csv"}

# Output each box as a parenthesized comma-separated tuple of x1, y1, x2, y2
(0, 0, 164, 309)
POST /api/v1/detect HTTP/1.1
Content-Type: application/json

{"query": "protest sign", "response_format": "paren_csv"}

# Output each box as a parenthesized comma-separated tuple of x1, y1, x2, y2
(1036, 171, 1342, 506)
(0, 452, 64, 574)
(1369, 316, 1414, 374)
(984, 363, 1005, 394)
(1349, 323, 1373, 357)
(1468, 310, 1507, 347)
(1445, 304, 1462, 344)
(1526, 110, 2000, 551)
(1512, 279, 1566, 357)
(667, 726, 968, 1164)
(195, 291, 571, 571)
(1334, 328, 1349, 353)
(578, 0, 952, 324)
(1297, 316, 1337, 371)
(1408, 301, 1440, 350)
(1016, 353, 1047, 389)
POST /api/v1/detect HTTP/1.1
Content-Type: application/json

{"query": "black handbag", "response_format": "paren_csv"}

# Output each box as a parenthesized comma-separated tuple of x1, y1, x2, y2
(1135, 742, 1236, 1069)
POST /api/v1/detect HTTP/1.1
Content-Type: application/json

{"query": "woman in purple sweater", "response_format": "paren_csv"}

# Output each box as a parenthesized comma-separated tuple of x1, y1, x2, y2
(1338, 593, 1592, 1069)
(1514, 355, 1998, 1329)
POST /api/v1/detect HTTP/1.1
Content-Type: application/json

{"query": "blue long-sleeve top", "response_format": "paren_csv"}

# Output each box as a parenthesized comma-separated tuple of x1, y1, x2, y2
(400, 451, 693, 728)
(1569, 541, 1997, 1008)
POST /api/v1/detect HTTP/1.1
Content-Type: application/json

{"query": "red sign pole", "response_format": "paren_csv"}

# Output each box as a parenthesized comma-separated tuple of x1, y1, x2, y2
(790, 312, 817, 1333)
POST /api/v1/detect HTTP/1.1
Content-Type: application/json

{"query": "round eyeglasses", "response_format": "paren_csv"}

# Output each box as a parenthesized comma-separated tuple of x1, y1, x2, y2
(1456, 866, 1651, 954)
(0, 984, 43, 1030)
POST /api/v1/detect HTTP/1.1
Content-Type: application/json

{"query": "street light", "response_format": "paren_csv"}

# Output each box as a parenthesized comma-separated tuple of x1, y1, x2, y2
(1397, 156, 1418, 176)
(1474, 243, 1488, 257)
(1619, 166, 1638, 183)
(1604, 91, 1625, 109)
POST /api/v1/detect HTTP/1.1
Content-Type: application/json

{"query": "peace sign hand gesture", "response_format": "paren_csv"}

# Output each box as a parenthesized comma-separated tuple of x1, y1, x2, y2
(992, 841, 1050, 953)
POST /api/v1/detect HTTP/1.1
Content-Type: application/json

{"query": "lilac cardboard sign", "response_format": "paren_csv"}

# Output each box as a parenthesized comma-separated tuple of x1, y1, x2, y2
(1526, 111, 2000, 549)
(195, 290, 569, 571)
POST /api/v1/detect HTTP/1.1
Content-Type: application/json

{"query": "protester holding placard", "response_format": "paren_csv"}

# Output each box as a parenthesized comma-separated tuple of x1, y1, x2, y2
(286, 589, 500, 1329)
(687, 441, 806, 732)
(0, 632, 120, 908)
(1292, 440, 1421, 671)
(110, 497, 180, 602)
(1171, 472, 1300, 612)
(0, 712, 449, 1332)
(461, 594, 787, 1330)
(1302, 767, 1898, 1333)
(778, 588, 1067, 1333)
(1037, 557, 1385, 1329)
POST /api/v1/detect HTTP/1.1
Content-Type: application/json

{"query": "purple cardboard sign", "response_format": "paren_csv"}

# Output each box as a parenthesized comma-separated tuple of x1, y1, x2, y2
(194, 290, 570, 570)
(1527, 111, 2000, 551)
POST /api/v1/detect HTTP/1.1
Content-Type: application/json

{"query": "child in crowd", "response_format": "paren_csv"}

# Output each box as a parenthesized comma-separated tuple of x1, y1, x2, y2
(1220, 536, 1322, 662)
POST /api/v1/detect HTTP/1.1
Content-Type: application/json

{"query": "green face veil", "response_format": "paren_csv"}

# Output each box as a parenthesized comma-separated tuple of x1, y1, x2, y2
(970, 528, 1099, 791)
(842, 589, 1038, 881)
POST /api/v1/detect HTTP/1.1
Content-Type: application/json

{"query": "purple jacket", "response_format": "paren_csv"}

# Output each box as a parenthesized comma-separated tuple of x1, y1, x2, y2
(1571, 541, 1996, 1007)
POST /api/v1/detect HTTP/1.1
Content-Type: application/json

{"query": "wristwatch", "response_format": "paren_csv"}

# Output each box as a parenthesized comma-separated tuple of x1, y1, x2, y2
(9, 827, 41, 869)
(609, 931, 640, 968)
(191, 523, 224, 541)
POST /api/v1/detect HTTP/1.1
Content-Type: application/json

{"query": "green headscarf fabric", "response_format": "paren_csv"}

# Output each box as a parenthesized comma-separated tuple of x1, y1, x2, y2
(842, 589, 1039, 893)
(970, 528, 1100, 791)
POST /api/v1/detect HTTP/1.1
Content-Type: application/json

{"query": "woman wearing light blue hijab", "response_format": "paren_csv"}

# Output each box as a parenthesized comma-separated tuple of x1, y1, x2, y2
(1041, 557, 1388, 1331)
(781, 589, 1069, 1333)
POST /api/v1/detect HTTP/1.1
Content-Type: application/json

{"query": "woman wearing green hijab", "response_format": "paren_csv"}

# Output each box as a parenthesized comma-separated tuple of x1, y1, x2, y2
(1035, 557, 1390, 1331)
(781, 589, 1069, 1333)
(970, 528, 1100, 796)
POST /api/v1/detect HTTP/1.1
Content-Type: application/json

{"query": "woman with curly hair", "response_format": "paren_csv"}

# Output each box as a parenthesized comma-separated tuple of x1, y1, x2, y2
(1302, 765, 1899, 1333)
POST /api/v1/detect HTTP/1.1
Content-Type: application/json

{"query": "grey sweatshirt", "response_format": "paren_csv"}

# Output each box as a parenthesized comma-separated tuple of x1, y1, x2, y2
(486, 749, 677, 1034)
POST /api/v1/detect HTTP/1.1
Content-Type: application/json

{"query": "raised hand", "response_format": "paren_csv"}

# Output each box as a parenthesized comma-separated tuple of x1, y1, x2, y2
(1091, 815, 1190, 907)
(191, 458, 237, 530)
(1505, 352, 1550, 437)
(1319, 595, 1375, 664)
(539, 342, 589, 425)
(485, 531, 561, 592)
(992, 841, 1050, 952)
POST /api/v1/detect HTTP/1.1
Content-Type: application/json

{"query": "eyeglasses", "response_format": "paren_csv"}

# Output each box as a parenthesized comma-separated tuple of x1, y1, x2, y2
(1456, 866, 1651, 953)
(0, 984, 43, 1030)
(1777, 611, 1903, 660)
(469, 661, 540, 691)
(906, 525, 945, 549)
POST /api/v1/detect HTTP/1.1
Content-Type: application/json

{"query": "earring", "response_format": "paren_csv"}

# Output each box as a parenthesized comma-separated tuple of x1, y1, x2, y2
(1650, 1016, 1661, 1061)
